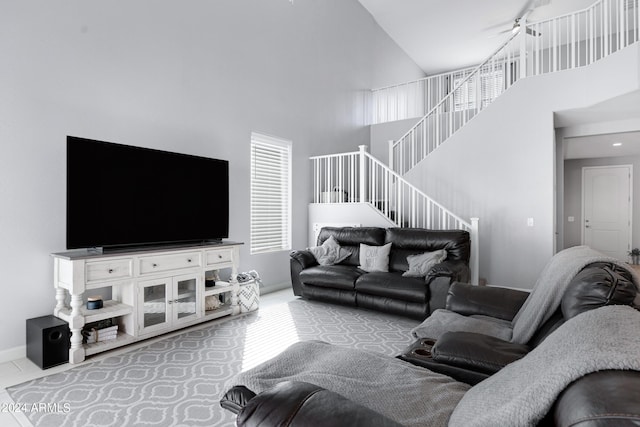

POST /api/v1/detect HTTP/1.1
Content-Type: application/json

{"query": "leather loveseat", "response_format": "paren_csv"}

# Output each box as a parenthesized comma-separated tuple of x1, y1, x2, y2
(290, 227, 471, 319)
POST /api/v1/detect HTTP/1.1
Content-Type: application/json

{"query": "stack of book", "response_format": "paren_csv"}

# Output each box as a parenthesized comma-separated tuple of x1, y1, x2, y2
(82, 319, 119, 344)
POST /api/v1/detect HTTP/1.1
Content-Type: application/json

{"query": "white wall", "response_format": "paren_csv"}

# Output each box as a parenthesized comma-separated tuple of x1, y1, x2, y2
(405, 44, 640, 289)
(0, 0, 424, 355)
(369, 117, 421, 162)
(308, 203, 395, 246)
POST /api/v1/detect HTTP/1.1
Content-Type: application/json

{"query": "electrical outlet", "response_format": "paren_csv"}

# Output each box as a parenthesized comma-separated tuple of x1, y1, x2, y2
(568, 216, 575, 222)
(527, 218, 534, 227)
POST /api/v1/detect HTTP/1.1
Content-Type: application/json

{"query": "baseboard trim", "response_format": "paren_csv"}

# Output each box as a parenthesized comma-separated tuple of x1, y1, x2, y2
(0, 345, 26, 364)
(261, 282, 290, 295)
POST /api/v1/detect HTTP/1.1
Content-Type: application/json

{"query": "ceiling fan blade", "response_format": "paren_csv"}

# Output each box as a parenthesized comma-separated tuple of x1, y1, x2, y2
(488, 28, 512, 38)
(516, 0, 551, 20)
(516, 0, 538, 19)
(483, 20, 514, 32)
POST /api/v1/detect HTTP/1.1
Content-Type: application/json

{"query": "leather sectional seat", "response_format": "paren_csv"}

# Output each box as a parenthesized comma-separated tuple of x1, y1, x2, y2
(290, 226, 471, 319)
(399, 261, 639, 385)
(222, 257, 640, 427)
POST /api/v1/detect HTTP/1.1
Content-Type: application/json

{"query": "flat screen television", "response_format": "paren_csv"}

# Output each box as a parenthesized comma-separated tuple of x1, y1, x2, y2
(67, 136, 229, 250)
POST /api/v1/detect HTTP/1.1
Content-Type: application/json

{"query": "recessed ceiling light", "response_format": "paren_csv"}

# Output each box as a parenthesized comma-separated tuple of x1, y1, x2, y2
(613, 142, 622, 147)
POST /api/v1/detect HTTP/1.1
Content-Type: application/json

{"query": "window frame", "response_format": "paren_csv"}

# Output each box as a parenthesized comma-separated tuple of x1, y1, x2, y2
(249, 132, 292, 255)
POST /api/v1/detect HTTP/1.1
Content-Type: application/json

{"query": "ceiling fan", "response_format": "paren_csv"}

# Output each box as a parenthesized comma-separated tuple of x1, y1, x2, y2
(489, 0, 550, 37)
(509, 18, 541, 36)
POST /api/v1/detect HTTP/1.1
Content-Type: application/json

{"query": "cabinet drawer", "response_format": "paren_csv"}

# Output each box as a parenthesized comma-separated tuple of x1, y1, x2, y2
(139, 252, 202, 275)
(85, 259, 133, 283)
(205, 249, 233, 267)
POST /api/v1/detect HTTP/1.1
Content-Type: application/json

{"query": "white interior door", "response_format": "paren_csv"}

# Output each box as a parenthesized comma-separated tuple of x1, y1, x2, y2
(582, 165, 632, 260)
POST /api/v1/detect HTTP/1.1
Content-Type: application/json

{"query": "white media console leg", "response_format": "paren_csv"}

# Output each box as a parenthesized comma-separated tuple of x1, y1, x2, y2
(54, 287, 66, 317)
(229, 245, 241, 315)
(68, 293, 85, 364)
(230, 280, 240, 315)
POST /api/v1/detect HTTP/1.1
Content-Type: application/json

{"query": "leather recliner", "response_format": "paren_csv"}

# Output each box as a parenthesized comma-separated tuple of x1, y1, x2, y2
(398, 262, 638, 385)
(222, 371, 640, 427)
(221, 262, 640, 427)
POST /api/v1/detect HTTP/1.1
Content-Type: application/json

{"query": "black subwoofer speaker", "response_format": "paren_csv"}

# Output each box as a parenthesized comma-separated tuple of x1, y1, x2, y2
(26, 315, 69, 369)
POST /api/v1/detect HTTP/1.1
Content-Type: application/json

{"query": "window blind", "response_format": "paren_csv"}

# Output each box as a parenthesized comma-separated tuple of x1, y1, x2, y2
(452, 67, 504, 111)
(250, 133, 292, 254)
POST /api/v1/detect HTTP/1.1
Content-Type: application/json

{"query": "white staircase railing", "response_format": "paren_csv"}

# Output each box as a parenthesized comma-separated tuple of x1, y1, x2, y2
(311, 145, 479, 285)
(385, 0, 639, 175)
(524, 0, 639, 76)
(389, 33, 521, 175)
(372, 70, 463, 124)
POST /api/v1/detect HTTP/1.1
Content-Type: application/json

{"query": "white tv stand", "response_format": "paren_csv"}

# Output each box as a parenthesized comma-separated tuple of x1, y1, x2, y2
(51, 241, 243, 364)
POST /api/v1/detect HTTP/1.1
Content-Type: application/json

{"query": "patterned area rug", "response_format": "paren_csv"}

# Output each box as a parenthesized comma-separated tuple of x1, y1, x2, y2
(8, 299, 419, 427)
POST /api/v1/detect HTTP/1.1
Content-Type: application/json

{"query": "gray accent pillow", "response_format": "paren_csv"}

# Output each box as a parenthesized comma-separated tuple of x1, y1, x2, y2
(402, 249, 447, 277)
(308, 235, 351, 266)
(358, 242, 392, 272)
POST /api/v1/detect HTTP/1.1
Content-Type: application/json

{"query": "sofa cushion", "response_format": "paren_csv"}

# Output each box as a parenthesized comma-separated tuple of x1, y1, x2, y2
(358, 243, 392, 272)
(385, 229, 470, 272)
(308, 236, 352, 266)
(402, 250, 447, 277)
(355, 272, 428, 303)
(432, 332, 530, 374)
(299, 265, 364, 290)
(318, 227, 386, 267)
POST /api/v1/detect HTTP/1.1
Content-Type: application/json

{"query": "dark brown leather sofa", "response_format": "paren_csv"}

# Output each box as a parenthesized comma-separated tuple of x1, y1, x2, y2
(223, 261, 640, 426)
(290, 226, 471, 319)
(398, 262, 638, 385)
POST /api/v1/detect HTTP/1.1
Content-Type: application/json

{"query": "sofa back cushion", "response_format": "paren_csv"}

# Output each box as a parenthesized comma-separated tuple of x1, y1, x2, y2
(530, 262, 637, 348)
(385, 228, 470, 272)
(561, 262, 636, 319)
(317, 227, 385, 267)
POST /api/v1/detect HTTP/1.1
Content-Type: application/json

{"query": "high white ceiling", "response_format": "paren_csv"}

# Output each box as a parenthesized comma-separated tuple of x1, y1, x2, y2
(358, 0, 597, 75)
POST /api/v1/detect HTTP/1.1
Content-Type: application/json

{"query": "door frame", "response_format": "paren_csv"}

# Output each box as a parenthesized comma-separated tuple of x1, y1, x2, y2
(580, 164, 633, 258)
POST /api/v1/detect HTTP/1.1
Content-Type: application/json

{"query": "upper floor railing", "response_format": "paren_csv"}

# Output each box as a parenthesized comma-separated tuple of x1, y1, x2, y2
(372, 70, 461, 125)
(389, 33, 521, 174)
(382, 0, 639, 175)
(311, 145, 479, 285)
(525, 0, 639, 76)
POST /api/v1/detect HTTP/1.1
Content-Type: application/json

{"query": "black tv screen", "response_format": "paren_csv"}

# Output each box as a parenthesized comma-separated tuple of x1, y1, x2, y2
(67, 136, 229, 250)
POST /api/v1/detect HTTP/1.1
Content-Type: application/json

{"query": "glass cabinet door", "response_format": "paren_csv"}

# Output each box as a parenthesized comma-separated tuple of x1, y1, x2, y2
(139, 279, 170, 334)
(173, 275, 198, 324)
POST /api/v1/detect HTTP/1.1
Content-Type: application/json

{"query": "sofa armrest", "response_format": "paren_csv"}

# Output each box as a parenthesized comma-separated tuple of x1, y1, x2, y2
(235, 381, 403, 427)
(290, 250, 318, 296)
(426, 260, 470, 284)
(290, 249, 318, 269)
(431, 331, 529, 375)
(446, 282, 529, 321)
(552, 370, 640, 426)
(220, 385, 257, 415)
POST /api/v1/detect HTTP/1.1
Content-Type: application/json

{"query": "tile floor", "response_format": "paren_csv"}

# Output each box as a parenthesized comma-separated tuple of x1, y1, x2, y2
(0, 287, 296, 427)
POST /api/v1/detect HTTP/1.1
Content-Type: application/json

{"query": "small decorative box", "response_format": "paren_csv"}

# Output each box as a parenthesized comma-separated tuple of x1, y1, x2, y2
(86, 295, 103, 310)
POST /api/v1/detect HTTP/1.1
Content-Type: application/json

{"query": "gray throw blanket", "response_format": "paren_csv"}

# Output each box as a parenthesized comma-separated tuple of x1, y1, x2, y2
(412, 245, 640, 344)
(228, 306, 640, 427)
(228, 340, 470, 427)
(449, 304, 640, 426)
